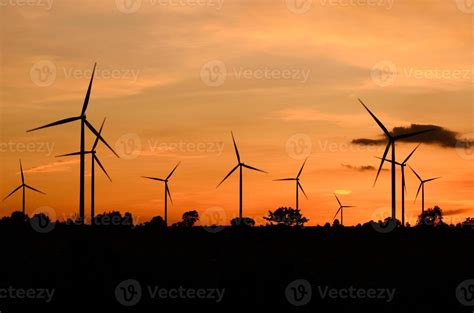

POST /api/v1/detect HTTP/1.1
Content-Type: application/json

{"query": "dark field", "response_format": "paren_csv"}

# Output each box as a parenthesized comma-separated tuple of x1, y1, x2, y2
(0, 225, 473, 312)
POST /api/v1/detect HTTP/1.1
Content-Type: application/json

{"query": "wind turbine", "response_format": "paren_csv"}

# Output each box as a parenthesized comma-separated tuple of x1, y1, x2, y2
(142, 162, 180, 226)
(27, 63, 119, 221)
(359, 99, 433, 221)
(3, 160, 46, 215)
(333, 194, 354, 226)
(274, 159, 308, 210)
(376, 144, 420, 227)
(217, 132, 267, 221)
(56, 118, 112, 222)
(409, 166, 440, 215)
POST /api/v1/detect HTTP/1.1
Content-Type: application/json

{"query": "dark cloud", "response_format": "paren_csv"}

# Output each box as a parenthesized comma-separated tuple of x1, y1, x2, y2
(341, 164, 388, 172)
(443, 209, 471, 216)
(352, 124, 473, 148)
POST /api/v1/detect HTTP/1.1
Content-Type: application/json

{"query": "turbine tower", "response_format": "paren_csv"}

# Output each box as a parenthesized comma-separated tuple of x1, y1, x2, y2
(56, 118, 112, 222)
(143, 162, 181, 226)
(333, 194, 354, 226)
(217, 132, 267, 221)
(274, 159, 308, 210)
(409, 166, 440, 214)
(3, 160, 46, 215)
(27, 64, 119, 222)
(359, 99, 433, 221)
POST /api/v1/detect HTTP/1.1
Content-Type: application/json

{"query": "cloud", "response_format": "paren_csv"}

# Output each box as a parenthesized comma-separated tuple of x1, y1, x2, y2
(443, 208, 471, 216)
(352, 124, 473, 148)
(23, 160, 78, 174)
(341, 164, 387, 172)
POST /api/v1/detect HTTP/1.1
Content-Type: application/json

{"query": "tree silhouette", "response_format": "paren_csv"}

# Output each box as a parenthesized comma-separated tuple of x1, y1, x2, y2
(263, 207, 308, 227)
(230, 217, 255, 227)
(142, 216, 166, 229)
(172, 210, 199, 228)
(416, 206, 444, 227)
(93, 211, 133, 228)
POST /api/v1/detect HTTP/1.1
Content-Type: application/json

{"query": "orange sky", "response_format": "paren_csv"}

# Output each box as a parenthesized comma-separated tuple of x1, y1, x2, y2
(0, 0, 472, 226)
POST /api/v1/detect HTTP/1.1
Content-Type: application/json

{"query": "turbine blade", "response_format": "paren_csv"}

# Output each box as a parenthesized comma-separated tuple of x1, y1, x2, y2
(395, 128, 435, 140)
(414, 183, 422, 202)
(273, 178, 296, 181)
(403, 143, 421, 164)
(166, 184, 173, 205)
(56, 151, 88, 158)
(81, 63, 97, 116)
(358, 99, 391, 137)
(19, 159, 24, 184)
(298, 182, 308, 199)
(424, 177, 441, 183)
(166, 161, 181, 180)
(333, 207, 342, 221)
(297, 158, 307, 178)
(27, 116, 81, 132)
(375, 156, 402, 166)
(94, 155, 112, 182)
(217, 164, 239, 188)
(25, 185, 46, 195)
(342, 206, 355, 208)
(85, 119, 120, 158)
(142, 176, 166, 182)
(242, 164, 267, 173)
(3, 185, 22, 201)
(92, 118, 106, 151)
(231, 131, 240, 163)
(334, 194, 342, 206)
(374, 141, 391, 186)
(409, 165, 422, 182)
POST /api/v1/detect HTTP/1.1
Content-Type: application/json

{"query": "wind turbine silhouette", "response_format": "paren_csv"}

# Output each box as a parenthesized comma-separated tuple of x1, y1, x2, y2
(359, 99, 433, 221)
(274, 159, 308, 210)
(56, 118, 112, 221)
(27, 63, 119, 222)
(333, 194, 354, 226)
(3, 160, 46, 215)
(376, 144, 420, 226)
(142, 162, 180, 226)
(409, 166, 440, 215)
(217, 132, 267, 221)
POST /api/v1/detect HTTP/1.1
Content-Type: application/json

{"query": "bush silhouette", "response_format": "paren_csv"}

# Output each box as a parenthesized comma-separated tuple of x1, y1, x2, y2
(93, 211, 133, 228)
(416, 206, 444, 227)
(263, 207, 308, 227)
(172, 210, 199, 228)
(230, 217, 255, 227)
